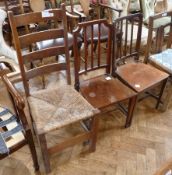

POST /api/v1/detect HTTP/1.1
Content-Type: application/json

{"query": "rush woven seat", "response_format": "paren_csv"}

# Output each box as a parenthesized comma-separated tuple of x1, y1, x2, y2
(28, 85, 99, 134)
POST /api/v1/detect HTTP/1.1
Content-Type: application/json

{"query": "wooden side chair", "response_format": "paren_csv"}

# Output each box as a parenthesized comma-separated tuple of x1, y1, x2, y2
(144, 11, 172, 110)
(0, 63, 39, 171)
(8, 5, 99, 173)
(112, 13, 169, 111)
(73, 19, 137, 128)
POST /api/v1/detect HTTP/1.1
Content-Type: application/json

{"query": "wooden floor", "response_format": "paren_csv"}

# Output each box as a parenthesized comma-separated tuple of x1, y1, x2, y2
(1, 61, 172, 175)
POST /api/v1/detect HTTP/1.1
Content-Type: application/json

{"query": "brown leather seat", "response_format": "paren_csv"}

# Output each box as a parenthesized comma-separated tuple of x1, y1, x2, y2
(36, 33, 82, 50)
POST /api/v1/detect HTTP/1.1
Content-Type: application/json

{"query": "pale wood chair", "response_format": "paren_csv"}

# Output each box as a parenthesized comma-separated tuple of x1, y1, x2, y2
(8, 5, 99, 173)
(73, 19, 137, 128)
(112, 13, 169, 112)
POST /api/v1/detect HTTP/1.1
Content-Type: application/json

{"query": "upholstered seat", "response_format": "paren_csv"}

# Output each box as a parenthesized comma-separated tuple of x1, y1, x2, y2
(36, 33, 82, 50)
(28, 85, 99, 134)
(149, 49, 172, 74)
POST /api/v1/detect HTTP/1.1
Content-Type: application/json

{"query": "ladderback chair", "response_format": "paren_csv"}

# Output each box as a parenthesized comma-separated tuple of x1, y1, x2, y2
(73, 19, 137, 128)
(145, 11, 172, 110)
(112, 13, 169, 111)
(8, 5, 99, 173)
(0, 63, 39, 171)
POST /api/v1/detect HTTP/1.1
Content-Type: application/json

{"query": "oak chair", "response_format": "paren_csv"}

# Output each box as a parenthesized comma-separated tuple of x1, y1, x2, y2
(8, 5, 99, 173)
(73, 19, 137, 128)
(0, 63, 39, 171)
(112, 13, 169, 111)
(145, 11, 172, 111)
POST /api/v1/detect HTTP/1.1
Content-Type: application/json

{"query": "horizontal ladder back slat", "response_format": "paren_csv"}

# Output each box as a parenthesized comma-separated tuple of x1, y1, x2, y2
(23, 46, 65, 63)
(14, 10, 63, 27)
(25, 63, 67, 80)
(19, 29, 64, 48)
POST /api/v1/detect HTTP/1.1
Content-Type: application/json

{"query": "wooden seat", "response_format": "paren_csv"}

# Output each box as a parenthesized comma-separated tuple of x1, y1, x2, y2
(80, 74, 136, 109)
(0, 65, 39, 171)
(145, 11, 172, 111)
(73, 19, 137, 128)
(112, 13, 169, 110)
(8, 5, 99, 173)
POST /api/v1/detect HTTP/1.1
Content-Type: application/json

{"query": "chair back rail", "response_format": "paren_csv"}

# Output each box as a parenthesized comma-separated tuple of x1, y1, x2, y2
(112, 13, 142, 72)
(8, 4, 71, 96)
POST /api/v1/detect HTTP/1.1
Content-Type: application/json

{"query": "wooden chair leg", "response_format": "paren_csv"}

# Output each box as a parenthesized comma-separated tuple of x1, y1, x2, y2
(26, 129, 39, 171)
(161, 79, 172, 111)
(89, 115, 99, 152)
(156, 78, 168, 109)
(38, 134, 51, 174)
(125, 95, 137, 128)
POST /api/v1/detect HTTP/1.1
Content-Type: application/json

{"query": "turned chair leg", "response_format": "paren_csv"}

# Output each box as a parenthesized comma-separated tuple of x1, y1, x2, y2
(125, 95, 137, 128)
(38, 134, 51, 174)
(26, 130, 39, 171)
(89, 115, 99, 152)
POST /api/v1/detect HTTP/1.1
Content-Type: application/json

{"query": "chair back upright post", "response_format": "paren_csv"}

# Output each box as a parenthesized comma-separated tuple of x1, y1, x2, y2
(8, 4, 71, 97)
(144, 11, 172, 63)
(112, 13, 143, 74)
(73, 19, 112, 91)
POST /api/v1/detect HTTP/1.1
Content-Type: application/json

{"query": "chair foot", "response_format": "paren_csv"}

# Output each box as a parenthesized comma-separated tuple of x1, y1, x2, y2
(156, 78, 168, 109)
(26, 130, 39, 172)
(125, 95, 137, 127)
(38, 134, 51, 174)
(89, 115, 99, 153)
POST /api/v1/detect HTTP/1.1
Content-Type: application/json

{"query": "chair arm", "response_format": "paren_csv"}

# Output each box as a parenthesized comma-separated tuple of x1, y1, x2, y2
(2, 74, 25, 110)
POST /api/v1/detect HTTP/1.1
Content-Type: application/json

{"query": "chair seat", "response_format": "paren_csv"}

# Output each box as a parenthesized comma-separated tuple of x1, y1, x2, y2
(149, 49, 172, 74)
(80, 74, 136, 109)
(36, 33, 82, 51)
(116, 62, 169, 93)
(28, 85, 99, 135)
